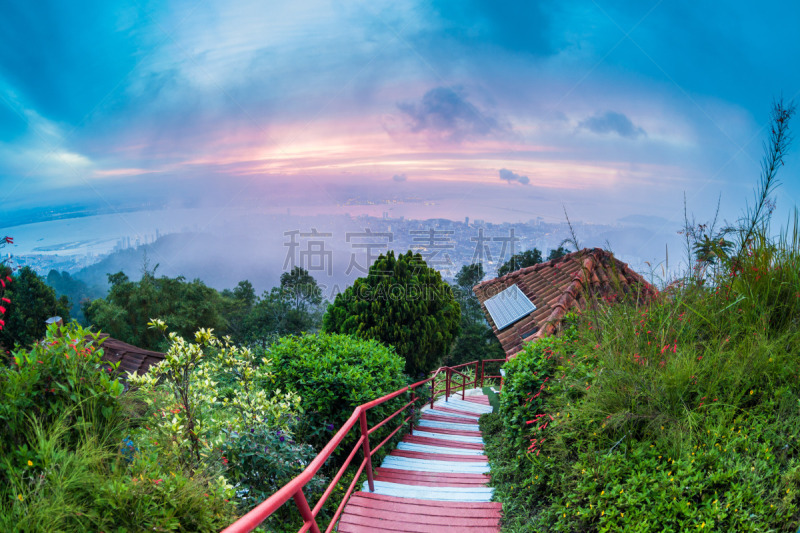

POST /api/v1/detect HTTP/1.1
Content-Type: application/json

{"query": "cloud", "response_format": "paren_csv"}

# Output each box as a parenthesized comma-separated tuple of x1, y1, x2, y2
(499, 168, 529, 185)
(392, 173, 408, 182)
(396, 87, 505, 143)
(427, 0, 556, 57)
(579, 111, 646, 139)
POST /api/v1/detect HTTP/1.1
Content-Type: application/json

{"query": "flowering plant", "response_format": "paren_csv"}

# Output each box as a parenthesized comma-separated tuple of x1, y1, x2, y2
(127, 320, 301, 473)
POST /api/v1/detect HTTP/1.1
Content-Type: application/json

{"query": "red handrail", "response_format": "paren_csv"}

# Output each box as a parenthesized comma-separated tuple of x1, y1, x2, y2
(222, 359, 497, 533)
(481, 359, 507, 390)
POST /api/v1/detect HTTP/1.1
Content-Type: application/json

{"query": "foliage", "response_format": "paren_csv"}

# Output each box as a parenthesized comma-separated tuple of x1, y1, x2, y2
(447, 263, 505, 366)
(322, 250, 460, 375)
(128, 321, 301, 473)
(0, 266, 70, 351)
(498, 323, 577, 449)
(497, 248, 543, 277)
(0, 414, 236, 533)
(0, 323, 123, 477)
(239, 267, 325, 348)
(221, 423, 326, 513)
(84, 269, 228, 351)
(547, 246, 569, 261)
(0, 236, 12, 336)
(266, 333, 407, 453)
(219, 280, 257, 343)
(480, 100, 800, 532)
(0, 322, 236, 532)
(46, 270, 104, 325)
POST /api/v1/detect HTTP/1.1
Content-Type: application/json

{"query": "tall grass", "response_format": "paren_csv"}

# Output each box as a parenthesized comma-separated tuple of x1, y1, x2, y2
(482, 99, 800, 532)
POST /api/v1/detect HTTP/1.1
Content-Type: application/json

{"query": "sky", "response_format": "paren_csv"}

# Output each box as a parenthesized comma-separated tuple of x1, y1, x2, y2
(1, 0, 799, 230)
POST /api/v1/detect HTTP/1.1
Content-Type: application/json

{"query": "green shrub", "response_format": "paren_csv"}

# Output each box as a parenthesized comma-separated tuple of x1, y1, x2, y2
(0, 417, 236, 532)
(222, 423, 325, 509)
(482, 279, 800, 532)
(499, 315, 581, 449)
(128, 322, 302, 474)
(266, 333, 407, 453)
(0, 323, 124, 481)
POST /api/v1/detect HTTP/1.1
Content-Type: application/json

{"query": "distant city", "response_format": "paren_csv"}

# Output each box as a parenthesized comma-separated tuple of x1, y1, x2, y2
(7, 208, 678, 294)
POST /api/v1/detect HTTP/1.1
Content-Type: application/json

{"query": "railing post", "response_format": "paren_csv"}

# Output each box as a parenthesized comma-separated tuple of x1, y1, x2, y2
(481, 360, 485, 389)
(462, 372, 466, 400)
(359, 410, 375, 492)
(292, 488, 321, 533)
(445, 368, 450, 402)
(409, 387, 415, 435)
(475, 361, 479, 388)
(430, 377, 435, 409)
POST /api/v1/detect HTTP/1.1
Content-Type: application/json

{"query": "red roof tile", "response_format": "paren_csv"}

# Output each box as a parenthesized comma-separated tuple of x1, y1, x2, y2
(93, 334, 165, 380)
(474, 248, 656, 359)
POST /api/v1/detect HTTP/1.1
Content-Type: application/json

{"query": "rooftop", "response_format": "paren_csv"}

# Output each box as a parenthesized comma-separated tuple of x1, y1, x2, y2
(473, 248, 656, 358)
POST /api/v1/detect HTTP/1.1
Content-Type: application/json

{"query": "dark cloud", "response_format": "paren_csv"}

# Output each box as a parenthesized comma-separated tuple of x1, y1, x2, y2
(499, 168, 529, 185)
(429, 1, 556, 56)
(579, 111, 646, 139)
(392, 173, 408, 182)
(396, 87, 504, 143)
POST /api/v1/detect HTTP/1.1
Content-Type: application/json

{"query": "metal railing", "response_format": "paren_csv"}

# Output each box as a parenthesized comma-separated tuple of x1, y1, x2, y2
(480, 358, 507, 390)
(222, 359, 502, 533)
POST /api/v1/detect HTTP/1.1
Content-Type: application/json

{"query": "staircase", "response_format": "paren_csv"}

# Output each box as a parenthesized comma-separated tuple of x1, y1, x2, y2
(337, 393, 500, 532)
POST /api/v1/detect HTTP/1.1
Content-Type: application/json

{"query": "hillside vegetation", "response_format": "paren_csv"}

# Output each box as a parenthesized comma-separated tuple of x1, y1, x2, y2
(481, 100, 799, 531)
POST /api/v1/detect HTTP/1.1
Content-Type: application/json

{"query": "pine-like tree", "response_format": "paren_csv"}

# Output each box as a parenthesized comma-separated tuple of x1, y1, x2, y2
(322, 250, 460, 376)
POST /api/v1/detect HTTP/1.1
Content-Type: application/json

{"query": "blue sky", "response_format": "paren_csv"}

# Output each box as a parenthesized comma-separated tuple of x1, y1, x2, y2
(1, 0, 798, 227)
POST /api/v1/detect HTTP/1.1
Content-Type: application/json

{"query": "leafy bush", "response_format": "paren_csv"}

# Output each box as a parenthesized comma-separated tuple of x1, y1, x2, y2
(499, 334, 559, 449)
(222, 424, 325, 510)
(266, 333, 407, 453)
(484, 271, 800, 531)
(0, 266, 71, 350)
(0, 322, 237, 532)
(0, 323, 124, 478)
(128, 321, 302, 473)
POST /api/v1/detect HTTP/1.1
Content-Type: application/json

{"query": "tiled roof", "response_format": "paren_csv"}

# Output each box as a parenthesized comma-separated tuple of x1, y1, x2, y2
(93, 334, 165, 380)
(473, 248, 656, 359)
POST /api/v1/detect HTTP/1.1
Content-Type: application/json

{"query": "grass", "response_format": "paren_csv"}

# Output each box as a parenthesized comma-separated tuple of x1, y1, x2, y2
(482, 251, 800, 531)
(480, 99, 799, 532)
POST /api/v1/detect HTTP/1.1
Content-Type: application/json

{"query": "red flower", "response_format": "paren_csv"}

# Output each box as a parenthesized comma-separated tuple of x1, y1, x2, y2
(1, 298, 9, 303)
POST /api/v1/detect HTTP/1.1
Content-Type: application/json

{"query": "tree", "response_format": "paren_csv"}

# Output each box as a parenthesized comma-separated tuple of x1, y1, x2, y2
(448, 263, 505, 366)
(497, 248, 543, 277)
(279, 267, 323, 313)
(84, 270, 227, 351)
(322, 250, 460, 376)
(0, 266, 71, 350)
(0, 236, 12, 335)
(239, 268, 324, 347)
(547, 246, 569, 261)
(45, 270, 103, 324)
(220, 280, 257, 343)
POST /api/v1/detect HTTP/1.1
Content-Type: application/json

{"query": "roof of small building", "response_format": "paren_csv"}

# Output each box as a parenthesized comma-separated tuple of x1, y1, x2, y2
(473, 248, 656, 359)
(94, 334, 165, 379)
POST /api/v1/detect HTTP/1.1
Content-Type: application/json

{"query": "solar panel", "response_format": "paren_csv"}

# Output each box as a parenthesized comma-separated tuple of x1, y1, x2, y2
(484, 284, 537, 330)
